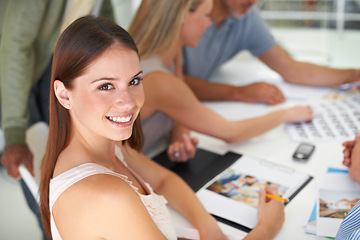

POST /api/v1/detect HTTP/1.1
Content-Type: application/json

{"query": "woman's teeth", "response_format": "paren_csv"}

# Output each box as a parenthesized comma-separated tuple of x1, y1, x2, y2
(108, 115, 132, 123)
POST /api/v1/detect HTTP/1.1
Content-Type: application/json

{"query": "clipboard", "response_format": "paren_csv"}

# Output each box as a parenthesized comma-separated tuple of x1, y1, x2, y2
(153, 148, 313, 232)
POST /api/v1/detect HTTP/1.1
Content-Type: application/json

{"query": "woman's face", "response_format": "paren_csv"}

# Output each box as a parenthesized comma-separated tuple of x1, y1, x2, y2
(180, 0, 213, 48)
(61, 44, 144, 142)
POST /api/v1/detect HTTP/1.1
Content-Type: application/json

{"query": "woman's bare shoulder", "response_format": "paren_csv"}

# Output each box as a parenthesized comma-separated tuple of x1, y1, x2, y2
(54, 173, 140, 212)
(53, 174, 165, 239)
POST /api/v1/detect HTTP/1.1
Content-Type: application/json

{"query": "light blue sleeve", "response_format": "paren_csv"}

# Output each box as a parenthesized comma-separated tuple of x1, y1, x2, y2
(335, 200, 360, 240)
(242, 6, 276, 56)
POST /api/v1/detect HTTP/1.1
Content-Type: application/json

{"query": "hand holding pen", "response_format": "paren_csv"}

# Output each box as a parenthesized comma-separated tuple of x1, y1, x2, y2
(266, 193, 289, 203)
(256, 188, 285, 239)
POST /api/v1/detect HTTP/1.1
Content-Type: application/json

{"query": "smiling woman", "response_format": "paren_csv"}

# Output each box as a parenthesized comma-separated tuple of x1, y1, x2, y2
(38, 15, 238, 240)
(38, 16, 176, 240)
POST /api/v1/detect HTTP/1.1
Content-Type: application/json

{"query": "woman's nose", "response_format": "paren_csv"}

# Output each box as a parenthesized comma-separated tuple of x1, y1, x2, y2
(116, 88, 135, 107)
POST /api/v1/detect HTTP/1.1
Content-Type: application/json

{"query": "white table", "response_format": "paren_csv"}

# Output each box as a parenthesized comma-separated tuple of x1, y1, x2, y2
(166, 58, 353, 240)
(21, 59, 353, 240)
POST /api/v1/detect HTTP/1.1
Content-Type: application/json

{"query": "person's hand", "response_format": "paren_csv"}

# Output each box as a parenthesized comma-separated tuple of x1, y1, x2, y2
(347, 135, 360, 184)
(167, 133, 198, 162)
(283, 105, 313, 123)
(256, 188, 285, 239)
(236, 82, 285, 105)
(342, 139, 356, 167)
(0, 144, 34, 179)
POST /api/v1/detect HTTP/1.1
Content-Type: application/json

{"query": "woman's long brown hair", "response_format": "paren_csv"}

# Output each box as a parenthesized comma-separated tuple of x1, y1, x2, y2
(39, 16, 143, 237)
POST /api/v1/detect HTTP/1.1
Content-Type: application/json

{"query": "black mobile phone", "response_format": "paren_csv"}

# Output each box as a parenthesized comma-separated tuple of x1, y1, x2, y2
(293, 143, 315, 161)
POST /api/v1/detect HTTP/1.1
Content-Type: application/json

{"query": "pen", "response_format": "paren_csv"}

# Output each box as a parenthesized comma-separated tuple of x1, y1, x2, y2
(338, 81, 360, 91)
(266, 193, 289, 203)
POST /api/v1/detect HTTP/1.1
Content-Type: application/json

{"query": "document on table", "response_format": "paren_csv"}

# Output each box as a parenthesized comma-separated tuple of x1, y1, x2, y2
(316, 172, 360, 238)
(286, 95, 360, 142)
(196, 155, 312, 230)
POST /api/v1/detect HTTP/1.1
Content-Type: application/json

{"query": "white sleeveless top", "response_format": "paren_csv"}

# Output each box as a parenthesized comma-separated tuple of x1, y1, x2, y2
(49, 146, 177, 240)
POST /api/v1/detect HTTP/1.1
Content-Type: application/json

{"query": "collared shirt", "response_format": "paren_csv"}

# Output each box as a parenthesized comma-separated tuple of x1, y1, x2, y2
(183, 6, 276, 80)
(335, 200, 360, 240)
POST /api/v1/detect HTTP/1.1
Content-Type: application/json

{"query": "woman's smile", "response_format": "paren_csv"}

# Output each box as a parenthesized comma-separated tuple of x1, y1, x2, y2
(106, 114, 133, 125)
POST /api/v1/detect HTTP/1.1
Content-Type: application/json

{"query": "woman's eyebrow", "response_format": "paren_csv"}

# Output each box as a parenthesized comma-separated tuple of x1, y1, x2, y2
(91, 77, 116, 83)
(132, 71, 143, 78)
(91, 71, 143, 83)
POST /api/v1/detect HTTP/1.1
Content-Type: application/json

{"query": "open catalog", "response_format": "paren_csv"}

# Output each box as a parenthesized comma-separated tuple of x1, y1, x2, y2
(153, 148, 313, 232)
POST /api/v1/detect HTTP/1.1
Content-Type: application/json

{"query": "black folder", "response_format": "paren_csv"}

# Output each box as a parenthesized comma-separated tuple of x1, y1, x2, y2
(153, 148, 241, 192)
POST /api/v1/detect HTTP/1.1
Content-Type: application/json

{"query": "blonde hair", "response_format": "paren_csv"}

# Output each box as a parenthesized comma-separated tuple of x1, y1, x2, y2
(128, 0, 203, 59)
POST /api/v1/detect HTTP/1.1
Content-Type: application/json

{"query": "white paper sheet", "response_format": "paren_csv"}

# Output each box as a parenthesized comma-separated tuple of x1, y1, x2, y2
(287, 95, 360, 142)
(196, 155, 311, 229)
(316, 172, 360, 238)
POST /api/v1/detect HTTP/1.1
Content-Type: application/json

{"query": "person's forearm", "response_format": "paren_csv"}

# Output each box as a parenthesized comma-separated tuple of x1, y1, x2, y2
(244, 223, 278, 240)
(170, 122, 191, 143)
(176, 102, 288, 144)
(259, 45, 360, 87)
(222, 110, 287, 143)
(155, 171, 218, 234)
(184, 75, 240, 101)
(282, 61, 359, 86)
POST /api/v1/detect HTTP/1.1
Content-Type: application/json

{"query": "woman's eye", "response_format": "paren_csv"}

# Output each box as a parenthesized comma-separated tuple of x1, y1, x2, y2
(129, 77, 143, 86)
(98, 83, 114, 90)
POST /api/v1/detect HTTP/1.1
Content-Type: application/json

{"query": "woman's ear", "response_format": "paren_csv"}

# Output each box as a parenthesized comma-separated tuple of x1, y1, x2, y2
(54, 80, 71, 109)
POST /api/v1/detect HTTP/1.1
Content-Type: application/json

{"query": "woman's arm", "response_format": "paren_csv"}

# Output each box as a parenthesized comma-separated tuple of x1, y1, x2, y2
(122, 144, 285, 239)
(142, 71, 313, 144)
(122, 143, 227, 240)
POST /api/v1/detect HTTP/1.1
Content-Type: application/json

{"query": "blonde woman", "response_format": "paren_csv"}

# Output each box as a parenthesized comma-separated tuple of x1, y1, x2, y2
(128, 0, 313, 162)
